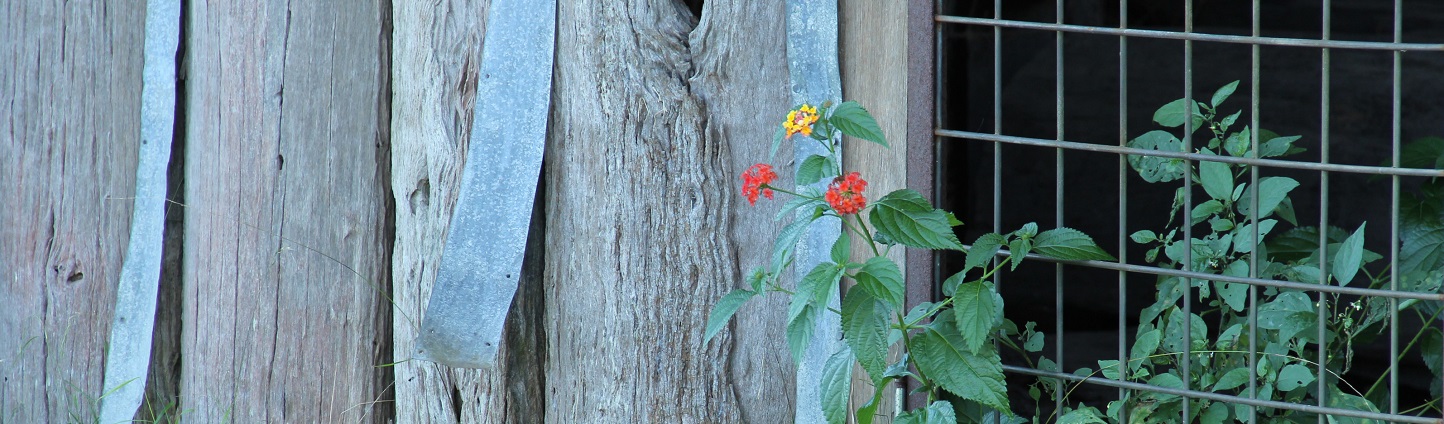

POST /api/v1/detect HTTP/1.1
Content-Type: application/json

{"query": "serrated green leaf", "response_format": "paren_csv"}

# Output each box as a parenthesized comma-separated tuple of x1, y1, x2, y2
(830, 101, 888, 147)
(941, 270, 967, 297)
(798, 262, 844, 309)
(1015, 222, 1039, 238)
(1130, 230, 1158, 244)
(1333, 223, 1367, 285)
(964, 233, 1006, 275)
(771, 124, 786, 160)
(773, 215, 818, 273)
(776, 196, 825, 222)
(855, 257, 905, 309)
(870, 189, 964, 250)
(947, 212, 964, 227)
(912, 322, 1010, 412)
(787, 304, 818, 363)
(1034, 227, 1117, 261)
(704, 289, 755, 344)
(1200, 159, 1234, 202)
(1397, 136, 1444, 169)
(842, 289, 889, 384)
(820, 345, 855, 424)
(1275, 363, 1314, 392)
(1008, 238, 1032, 271)
(953, 281, 998, 354)
(1130, 329, 1161, 370)
(1127, 130, 1188, 183)
(1154, 98, 1203, 129)
(1210, 81, 1240, 107)
(797, 154, 832, 186)
(830, 232, 850, 264)
(1237, 177, 1299, 219)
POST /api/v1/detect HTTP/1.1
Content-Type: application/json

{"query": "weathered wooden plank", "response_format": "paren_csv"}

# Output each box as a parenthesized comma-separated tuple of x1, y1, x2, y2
(0, 1, 144, 422)
(840, 0, 910, 420)
(391, 0, 547, 422)
(181, 1, 391, 422)
(688, 1, 799, 421)
(544, 1, 746, 421)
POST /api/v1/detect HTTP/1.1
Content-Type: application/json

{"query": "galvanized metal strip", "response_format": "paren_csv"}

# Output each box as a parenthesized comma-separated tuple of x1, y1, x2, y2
(99, 0, 180, 420)
(934, 15, 1444, 52)
(786, 0, 843, 421)
(414, 0, 556, 369)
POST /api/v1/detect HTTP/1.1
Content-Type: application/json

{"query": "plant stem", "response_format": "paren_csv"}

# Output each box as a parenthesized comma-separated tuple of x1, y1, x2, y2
(1363, 305, 1442, 400)
(855, 215, 882, 257)
(897, 311, 935, 400)
(763, 184, 821, 201)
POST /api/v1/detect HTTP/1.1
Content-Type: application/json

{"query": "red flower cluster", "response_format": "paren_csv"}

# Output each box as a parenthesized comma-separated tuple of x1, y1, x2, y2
(741, 163, 778, 205)
(825, 172, 867, 215)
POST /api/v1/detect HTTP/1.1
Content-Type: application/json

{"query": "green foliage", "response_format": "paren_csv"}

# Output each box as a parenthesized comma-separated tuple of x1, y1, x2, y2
(870, 189, 965, 251)
(829, 101, 888, 147)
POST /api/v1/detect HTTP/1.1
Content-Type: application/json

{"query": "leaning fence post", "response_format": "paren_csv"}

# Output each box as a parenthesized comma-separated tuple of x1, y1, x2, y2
(99, 0, 180, 421)
(412, 0, 557, 369)
(786, 0, 845, 421)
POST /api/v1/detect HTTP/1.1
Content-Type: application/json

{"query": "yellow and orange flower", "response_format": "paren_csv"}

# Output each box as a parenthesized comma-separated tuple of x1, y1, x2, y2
(784, 104, 820, 139)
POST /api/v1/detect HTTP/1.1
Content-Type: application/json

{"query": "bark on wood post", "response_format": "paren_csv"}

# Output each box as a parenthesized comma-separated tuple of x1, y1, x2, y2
(0, 3, 144, 422)
(181, 1, 392, 421)
(544, 0, 781, 420)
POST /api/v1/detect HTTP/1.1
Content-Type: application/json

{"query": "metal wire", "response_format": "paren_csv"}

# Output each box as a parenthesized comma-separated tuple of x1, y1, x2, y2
(934, 15, 1444, 52)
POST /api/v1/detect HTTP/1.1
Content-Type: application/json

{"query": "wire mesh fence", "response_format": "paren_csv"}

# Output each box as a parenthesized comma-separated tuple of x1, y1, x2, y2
(928, 1, 1444, 422)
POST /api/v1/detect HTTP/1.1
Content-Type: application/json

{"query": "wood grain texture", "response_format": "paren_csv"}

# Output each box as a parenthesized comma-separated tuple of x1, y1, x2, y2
(391, 0, 549, 422)
(688, 1, 797, 422)
(181, 1, 391, 421)
(840, 0, 910, 420)
(0, 1, 144, 422)
(545, 1, 766, 421)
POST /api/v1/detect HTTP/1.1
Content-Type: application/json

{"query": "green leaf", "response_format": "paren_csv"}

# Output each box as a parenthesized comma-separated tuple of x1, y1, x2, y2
(1200, 401, 1229, 424)
(820, 345, 855, 424)
(1232, 219, 1277, 254)
(1033, 227, 1117, 261)
(1130, 230, 1158, 244)
(1060, 406, 1108, 424)
(895, 401, 957, 424)
(964, 233, 1007, 275)
(1127, 130, 1188, 183)
(1007, 238, 1033, 271)
(1259, 291, 1318, 343)
(1199, 159, 1235, 201)
(1397, 136, 1444, 169)
(830, 232, 851, 264)
(1153, 98, 1203, 129)
(1258, 131, 1303, 158)
(953, 281, 998, 354)
(1210, 80, 1240, 107)
(1400, 183, 1444, 279)
(1215, 260, 1249, 313)
(870, 189, 965, 251)
(1191, 200, 1225, 226)
(1212, 367, 1252, 392)
(855, 257, 905, 310)
(1223, 127, 1250, 157)
(1024, 330, 1044, 352)
(1237, 177, 1299, 219)
(913, 320, 1010, 412)
(1219, 110, 1241, 132)
(1333, 223, 1367, 286)
(773, 215, 818, 272)
(1130, 329, 1161, 370)
(771, 124, 786, 160)
(841, 289, 890, 384)
(830, 101, 888, 147)
(797, 154, 833, 186)
(787, 305, 818, 363)
(1275, 363, 1315, 392)
(704, 289, 755, 344)
(775, 196, 825, 222)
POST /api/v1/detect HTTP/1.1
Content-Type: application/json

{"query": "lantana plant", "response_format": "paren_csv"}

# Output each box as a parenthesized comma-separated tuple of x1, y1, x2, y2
(705, 102, 1116, 423)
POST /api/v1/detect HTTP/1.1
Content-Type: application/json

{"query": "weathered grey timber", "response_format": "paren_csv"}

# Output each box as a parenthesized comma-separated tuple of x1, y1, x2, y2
(544, 0, 756, 421)
(786, 0, 846, 421)
(414, 0, 555, 370)
(181, 1, 391, 422)
(0, 2, 144, 422)
(839, 1, 910, 420)
(99, 0, 180, 420)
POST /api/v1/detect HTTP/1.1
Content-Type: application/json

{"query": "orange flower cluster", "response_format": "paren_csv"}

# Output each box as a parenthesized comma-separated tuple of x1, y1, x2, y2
(825, 172, 867, 215)
(784, 104, 819, 139)
(741, 163, 778, 205)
